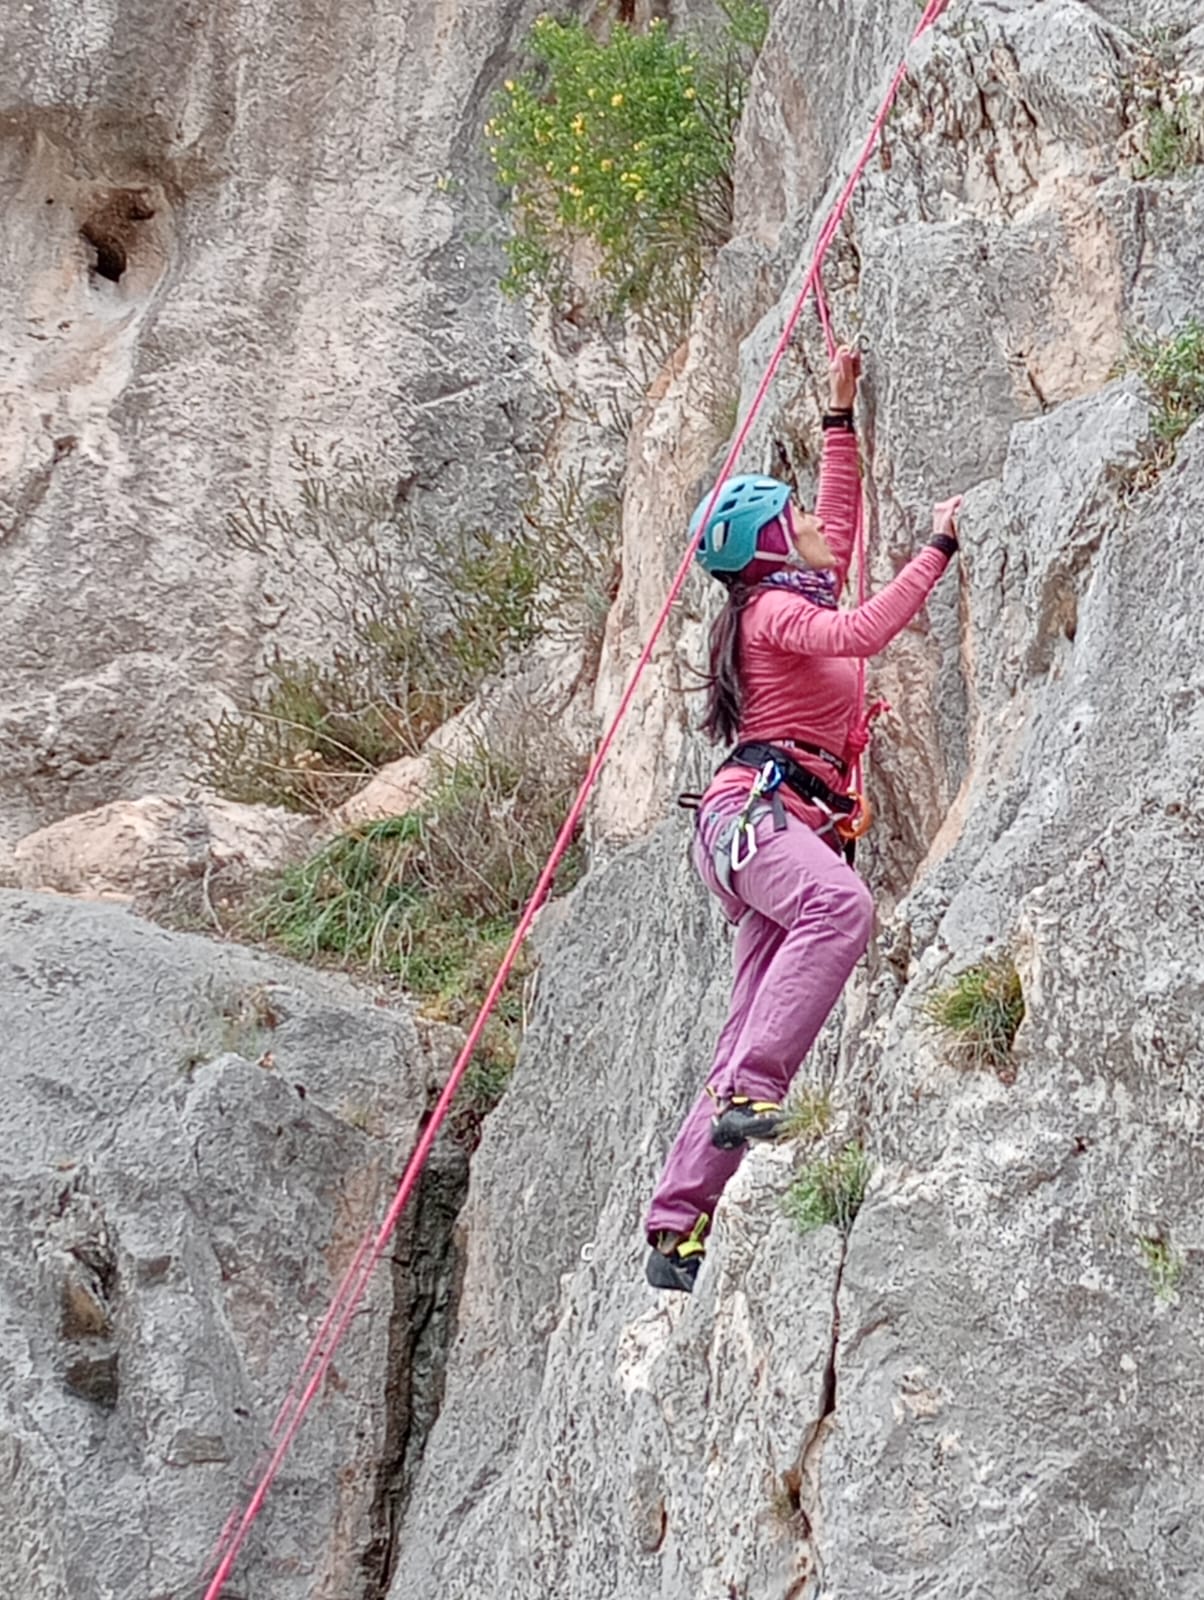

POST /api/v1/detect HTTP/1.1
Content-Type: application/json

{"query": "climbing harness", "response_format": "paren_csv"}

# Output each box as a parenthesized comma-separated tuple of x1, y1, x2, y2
(724, 742, 856, 821)
(199, 2, 953, 1591)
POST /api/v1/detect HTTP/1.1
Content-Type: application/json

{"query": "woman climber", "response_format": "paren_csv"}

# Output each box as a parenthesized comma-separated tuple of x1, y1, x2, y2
(645, 345, 961, 1293)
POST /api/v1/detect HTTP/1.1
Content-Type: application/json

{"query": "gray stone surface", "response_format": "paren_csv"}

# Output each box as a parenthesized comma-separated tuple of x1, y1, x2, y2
(0, 889, 444, 1600)
(0, 0, 576, 841)
(4, 0, 1204, 1594)
(388, 2, 1204, 1596)
(392, 417, 1204, 1600)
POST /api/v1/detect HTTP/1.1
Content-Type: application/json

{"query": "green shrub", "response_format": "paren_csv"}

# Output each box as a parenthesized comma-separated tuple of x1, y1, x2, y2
(925, 956, 1025, 1073)
(782, 1143, 871, 1236)
(486, 6, 766, 345)
(200, 444, 616, 814)
(247, 731, 586, 1117)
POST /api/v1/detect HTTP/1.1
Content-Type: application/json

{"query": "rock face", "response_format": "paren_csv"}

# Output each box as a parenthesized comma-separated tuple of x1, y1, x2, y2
(388, 1, 1204, 1597)
(2, 792, 316, 906)
(0, 890, 450, 1600)
(0, 0, 564, 842)
(5, 0, 1204, 1595)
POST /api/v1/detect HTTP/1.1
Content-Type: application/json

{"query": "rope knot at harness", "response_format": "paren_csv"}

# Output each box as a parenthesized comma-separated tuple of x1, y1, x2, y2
(845, 697, 891, 761)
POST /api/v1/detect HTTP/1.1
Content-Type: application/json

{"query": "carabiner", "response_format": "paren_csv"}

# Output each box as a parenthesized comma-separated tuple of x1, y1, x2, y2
(730, 815, 758, 873)
(835, 791, 874, 841)
(753, 758, 781, 798)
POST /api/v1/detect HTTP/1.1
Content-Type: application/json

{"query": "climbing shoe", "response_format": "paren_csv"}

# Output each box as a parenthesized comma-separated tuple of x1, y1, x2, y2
(645, 1214, 708, 1294)
(710, 1095, 787, 1150)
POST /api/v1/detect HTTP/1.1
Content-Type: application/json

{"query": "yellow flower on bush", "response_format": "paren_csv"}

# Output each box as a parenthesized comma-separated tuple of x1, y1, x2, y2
(484, 7, 767, 310)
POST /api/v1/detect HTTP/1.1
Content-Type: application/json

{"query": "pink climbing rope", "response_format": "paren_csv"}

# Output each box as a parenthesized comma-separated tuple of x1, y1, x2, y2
(200, 2, 949, 1592)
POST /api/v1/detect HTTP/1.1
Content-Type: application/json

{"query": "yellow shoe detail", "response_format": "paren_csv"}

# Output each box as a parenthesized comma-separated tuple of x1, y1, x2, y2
(676, 1212, 710, 1260)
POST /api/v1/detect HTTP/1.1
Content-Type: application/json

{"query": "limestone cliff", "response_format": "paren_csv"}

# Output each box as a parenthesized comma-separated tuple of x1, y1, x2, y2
(0, 0, 562, 841)
(2, 0, 1204, 1597)
(391, 2, 1204, 1597)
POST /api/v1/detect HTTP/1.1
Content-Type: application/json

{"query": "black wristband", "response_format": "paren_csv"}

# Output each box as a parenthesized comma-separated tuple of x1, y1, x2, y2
(821, 410, 856, 432)
(929, 533, 959, 557)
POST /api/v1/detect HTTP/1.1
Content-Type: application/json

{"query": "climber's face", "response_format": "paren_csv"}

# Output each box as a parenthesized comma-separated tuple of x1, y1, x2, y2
(789, 502, 837, 571)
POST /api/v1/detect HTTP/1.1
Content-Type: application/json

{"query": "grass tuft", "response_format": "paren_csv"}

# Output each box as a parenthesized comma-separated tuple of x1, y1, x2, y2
(245, 731, 586, 1140)
(782, 1143, 870, 1236)
(925, 956, 1025, 1074)
(1139, 1235, 1183, 1304)
(1135, 93, 1204, 180)
(1123, 320, 1204, 455)
(778, 1086, 833, 1142)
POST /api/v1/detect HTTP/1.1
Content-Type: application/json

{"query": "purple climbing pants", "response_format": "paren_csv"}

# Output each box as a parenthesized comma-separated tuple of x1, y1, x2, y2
(645, 795, 874, 1242)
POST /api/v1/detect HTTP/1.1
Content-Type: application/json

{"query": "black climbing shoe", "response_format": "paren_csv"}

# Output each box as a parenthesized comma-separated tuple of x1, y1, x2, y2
(645, 1215, 708, 1294)
(710, 1095, 787, 1150)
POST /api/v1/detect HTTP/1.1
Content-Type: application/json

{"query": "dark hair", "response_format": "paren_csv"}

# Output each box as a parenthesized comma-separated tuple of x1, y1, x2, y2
(700, 578, 755, 745)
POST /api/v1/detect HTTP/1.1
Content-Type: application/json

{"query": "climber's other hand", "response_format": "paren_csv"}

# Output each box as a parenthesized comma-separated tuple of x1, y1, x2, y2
(931, 496, 963, 544)
(828, 346, 861, 411)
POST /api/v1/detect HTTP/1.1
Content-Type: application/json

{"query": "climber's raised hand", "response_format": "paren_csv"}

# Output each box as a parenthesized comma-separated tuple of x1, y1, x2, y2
(828, 345, 861, 411)
(931, 496, 963, 545)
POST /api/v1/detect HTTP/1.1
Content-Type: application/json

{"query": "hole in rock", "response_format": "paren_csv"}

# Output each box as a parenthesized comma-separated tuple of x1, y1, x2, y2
(79, 188, 156, 284)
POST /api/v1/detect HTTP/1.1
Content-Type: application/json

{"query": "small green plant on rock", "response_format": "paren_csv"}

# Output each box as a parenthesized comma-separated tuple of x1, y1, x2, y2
(1124, 320, 1204, 453)
(486, 6, 766, 352)
(178, 983, 281, 1077)
(925, 956, 1025, 1074)
(1139, 1234, 1183, 1304)
(1136, 95, 1204, 178)
(779, 1085, 833, 1141)
(1127, 24, 1202, 180)
(782, 1143, 870, 1236)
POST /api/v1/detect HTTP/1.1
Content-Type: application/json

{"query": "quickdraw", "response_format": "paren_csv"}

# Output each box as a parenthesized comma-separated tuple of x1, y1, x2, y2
(729, 757, 783, 873)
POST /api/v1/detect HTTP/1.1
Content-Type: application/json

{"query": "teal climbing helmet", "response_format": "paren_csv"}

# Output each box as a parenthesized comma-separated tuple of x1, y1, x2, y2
(690, 474, 792, 576)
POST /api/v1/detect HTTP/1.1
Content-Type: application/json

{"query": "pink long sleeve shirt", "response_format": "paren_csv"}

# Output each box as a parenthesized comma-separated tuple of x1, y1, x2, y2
(703, 428, 952, 830)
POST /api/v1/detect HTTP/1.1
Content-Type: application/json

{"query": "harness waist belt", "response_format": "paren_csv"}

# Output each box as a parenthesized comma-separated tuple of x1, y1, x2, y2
(722, 742, 856, 814)
(775, 736, 847, 777)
